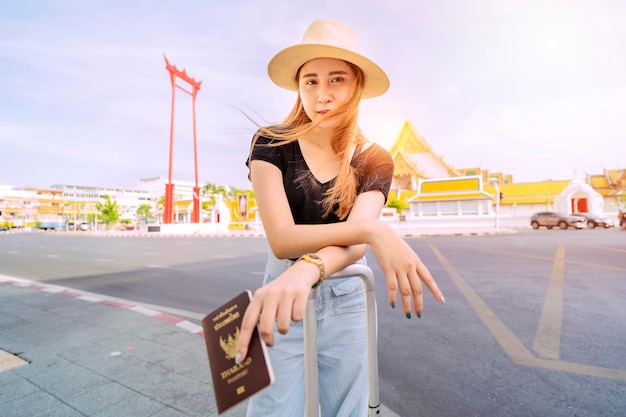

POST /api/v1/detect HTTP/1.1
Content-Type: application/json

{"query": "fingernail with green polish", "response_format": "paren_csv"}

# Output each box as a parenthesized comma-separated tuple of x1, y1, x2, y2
(406, 312, 411, 319)
(417, 311, 422, 318)
(391, 302, 396, 309)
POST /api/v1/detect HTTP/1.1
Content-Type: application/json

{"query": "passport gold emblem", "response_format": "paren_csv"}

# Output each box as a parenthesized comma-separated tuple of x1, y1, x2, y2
(219, 327, 241, 360)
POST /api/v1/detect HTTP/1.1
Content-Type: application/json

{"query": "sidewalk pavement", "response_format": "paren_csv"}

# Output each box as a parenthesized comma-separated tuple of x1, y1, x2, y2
(0, 226, 517, 417)
(0, 277, 407, 417)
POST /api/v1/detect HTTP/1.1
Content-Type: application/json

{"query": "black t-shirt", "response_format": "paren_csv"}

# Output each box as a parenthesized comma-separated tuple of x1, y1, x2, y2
(247, 134, 394, 224)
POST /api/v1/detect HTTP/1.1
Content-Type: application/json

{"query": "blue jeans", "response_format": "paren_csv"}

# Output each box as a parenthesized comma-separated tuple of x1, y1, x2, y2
(246, 251, 370, 417)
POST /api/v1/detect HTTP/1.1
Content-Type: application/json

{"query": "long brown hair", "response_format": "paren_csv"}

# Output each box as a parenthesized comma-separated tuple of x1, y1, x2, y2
(249, 61, 366, 220)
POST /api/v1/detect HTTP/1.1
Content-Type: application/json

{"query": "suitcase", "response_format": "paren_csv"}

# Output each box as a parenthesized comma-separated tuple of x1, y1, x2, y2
(303, 263, 381, 416)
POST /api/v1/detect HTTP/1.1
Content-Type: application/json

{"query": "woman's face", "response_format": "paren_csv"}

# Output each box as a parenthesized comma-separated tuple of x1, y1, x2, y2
(298, 58, 355, 129)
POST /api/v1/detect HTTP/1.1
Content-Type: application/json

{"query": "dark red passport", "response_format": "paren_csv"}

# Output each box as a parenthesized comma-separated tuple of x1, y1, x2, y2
(202, 290, 275, 414)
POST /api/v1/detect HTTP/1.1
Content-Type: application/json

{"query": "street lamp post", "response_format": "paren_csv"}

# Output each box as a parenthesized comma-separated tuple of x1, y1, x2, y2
(73, 193, 77, 232)
(488, 179, 500, 230)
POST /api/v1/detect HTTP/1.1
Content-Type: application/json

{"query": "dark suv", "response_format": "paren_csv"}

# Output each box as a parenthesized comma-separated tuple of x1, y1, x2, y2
(572, 213, 614, 229)
(530, 212, 586, 230)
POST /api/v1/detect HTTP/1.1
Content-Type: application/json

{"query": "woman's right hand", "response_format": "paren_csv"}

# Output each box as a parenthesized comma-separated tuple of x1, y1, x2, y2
(234, 259, 320, 363)
(368, 221, 445, 318)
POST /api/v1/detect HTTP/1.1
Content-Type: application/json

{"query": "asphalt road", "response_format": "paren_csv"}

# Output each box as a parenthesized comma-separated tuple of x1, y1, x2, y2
(1, 229, 625, 417)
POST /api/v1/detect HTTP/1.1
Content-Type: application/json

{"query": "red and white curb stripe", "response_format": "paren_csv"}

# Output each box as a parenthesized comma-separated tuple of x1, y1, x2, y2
(32, 230, 266, 238)
(0, 274, 205, 337)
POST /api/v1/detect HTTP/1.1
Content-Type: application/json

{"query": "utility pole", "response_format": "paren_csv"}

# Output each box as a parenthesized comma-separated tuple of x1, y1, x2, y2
(488, 178, 500, 230)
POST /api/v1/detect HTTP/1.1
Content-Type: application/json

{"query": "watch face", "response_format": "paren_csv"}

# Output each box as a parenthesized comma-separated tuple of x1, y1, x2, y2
(301, 254, 325, 284)
(304, 254, 322, 264)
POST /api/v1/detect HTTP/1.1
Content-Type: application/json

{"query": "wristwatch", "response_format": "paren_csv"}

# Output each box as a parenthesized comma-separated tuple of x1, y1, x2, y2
(298, 253, 326, 288)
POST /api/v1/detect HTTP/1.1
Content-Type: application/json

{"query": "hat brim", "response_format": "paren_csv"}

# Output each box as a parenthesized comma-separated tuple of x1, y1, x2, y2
(267, 44, 390, 99)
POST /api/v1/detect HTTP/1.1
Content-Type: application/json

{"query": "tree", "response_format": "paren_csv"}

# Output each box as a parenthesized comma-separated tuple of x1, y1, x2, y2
(136, 204, 153, 223)
(386, 198, 405, 215)
(202, 183, 229, 211)
(96, 195, 120, 225)
(156, 195, 164, 218)
(230, 186, 255, 201)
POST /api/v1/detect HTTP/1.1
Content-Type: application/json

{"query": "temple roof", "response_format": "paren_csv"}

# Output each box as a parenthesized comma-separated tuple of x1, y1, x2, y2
(587, 168, 626, 196)
(390, 120, 459, 179)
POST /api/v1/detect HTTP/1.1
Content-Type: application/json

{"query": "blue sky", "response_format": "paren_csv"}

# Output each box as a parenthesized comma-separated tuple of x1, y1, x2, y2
(1, 0, 624, 190)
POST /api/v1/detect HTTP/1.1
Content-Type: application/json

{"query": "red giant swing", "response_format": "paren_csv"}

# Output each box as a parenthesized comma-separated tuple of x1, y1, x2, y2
(163, 55, 202, 224)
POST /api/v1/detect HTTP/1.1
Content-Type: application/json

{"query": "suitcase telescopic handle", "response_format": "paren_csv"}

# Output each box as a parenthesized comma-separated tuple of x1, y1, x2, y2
(304, 264, 381, 416)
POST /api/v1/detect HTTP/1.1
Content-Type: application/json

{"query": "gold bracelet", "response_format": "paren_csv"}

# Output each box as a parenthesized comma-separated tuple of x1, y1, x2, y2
(298, 253, 325, 288)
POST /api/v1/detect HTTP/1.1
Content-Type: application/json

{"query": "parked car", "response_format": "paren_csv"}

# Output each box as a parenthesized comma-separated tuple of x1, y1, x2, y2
(530, 212, 586, 230)
(572, 213, 614, 229)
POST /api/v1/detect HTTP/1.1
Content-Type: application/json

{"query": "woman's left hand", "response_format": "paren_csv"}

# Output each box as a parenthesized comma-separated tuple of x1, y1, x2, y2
(367, 221, 445, 318)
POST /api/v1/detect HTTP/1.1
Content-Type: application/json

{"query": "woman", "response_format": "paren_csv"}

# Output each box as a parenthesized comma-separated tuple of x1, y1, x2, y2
(236, 19, 445, 416)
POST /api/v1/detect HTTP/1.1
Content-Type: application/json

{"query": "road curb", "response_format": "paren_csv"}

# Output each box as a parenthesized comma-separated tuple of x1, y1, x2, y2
(0, 274, 205, 337)
(15, 227, 521, 239)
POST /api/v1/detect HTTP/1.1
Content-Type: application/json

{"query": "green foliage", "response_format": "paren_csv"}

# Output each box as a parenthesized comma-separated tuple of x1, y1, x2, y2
(386, 198, 405, 214)
(96, 195, 120, 224)
(229, 186, 255, 200)
(201, 183, 230, 210)
(136, 204, 153, 221)
(201, 183, 254, 209)
(198, 183, 255, 213)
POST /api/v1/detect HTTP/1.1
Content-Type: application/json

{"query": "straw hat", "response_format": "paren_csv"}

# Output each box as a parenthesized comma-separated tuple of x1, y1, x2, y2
(267, 19, 389, 99)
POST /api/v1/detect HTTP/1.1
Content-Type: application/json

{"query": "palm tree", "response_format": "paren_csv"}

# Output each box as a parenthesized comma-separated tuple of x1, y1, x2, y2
(202, 183, 229, 211)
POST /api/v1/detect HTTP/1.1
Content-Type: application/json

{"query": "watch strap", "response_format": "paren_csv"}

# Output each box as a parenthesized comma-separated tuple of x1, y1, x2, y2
(298, 253, 326, 288)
